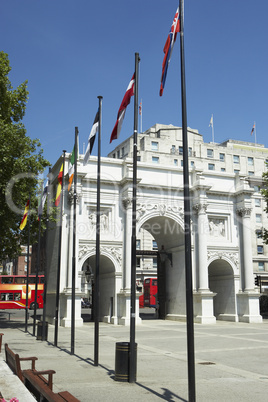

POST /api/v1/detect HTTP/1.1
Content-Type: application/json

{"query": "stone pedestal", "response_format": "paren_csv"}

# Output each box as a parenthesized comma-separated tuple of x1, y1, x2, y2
(60, 290, 84, 327)
(117, 290, 142, 326)
(193, 291, 216, 324)
(237, 291, 263, 323)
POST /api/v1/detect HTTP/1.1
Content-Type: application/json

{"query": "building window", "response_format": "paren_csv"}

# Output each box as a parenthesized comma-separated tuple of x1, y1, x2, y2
(258, 262, 265, 271)
(188, 147, 192, 157)
(207, 149, 214, 158)
(221, 167, 226, 172)
(113, 153, 115, 158)
(171, 145, 176, 154)
(151, 141, 159, 151)
(152, 156, 159, 164)
(256, 214, 262, 223)
(234, 169, 240, 174)
(248, 171, 254, 176)
(233, 155, 240, 164)
(153, 258, 157, 269)
(181, 160, 183, 167)
(219, 153, 225, 161)
(152, 240, 158, 250)
(136, 240, 141, 250)
(255, 198, 261, 207)
(174, 159, 178, 166)
(137, 156, 141, 161)
(179, 146, 183, 155)
(122, 147, 125, 156)
(191, 161, 194, 167)
(117, 150, 120, 158)
(136, 257, 141, 268)
(208, 163, 215, 170)
(257, 245, 264, 254)
(248, 157, 254, 166)
(254, 185, 260, 192)
(256, 229, 262, 239)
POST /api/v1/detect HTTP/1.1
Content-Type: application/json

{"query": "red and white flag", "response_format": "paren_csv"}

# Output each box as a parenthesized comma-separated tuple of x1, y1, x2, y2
(110, 74, 135, 143)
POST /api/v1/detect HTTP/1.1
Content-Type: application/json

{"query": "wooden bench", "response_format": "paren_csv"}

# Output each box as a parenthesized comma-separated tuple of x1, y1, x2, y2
(4, 343, 55, 389)
(0, 333, 3, 352)
(23, 369, 80, 402)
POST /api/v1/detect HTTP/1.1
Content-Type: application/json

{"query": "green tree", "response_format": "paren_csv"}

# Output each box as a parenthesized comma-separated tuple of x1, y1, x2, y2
(0, 51, 50, 260)
(262, 168, 268, 244)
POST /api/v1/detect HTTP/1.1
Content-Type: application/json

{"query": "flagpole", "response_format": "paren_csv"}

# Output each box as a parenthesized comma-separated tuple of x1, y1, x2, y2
(254, 121, 257, 145)
(94, 96, 102, 366)
(129, 52, 140, 384)
(33, 185, 43, 337)
(212, 114, 214, 143)
(179, 1, 196, 401)
(25, 194, 31, 333)
(71, 127, 78, 355)
(54, 151, 66, 347)
(42, 168, 52, 341)
(140, 99, 142, 133)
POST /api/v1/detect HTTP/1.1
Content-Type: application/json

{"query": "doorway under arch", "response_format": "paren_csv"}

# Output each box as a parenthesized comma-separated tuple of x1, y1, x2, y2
(208, 259, 237, 321)
(138, 214, 186, 320)
(81, 254, 116, 323)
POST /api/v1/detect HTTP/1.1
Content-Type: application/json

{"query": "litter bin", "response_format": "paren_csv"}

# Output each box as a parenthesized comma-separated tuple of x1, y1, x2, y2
(115, 342, 137, 382)
(36, 321, 48, 341)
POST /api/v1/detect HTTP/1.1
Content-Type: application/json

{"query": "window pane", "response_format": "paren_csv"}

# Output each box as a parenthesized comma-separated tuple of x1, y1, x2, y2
(248, 157, 254, 165)
(207, 149, 213, 158)
(233, 155, 240, 163)
(151, 141, 158, 151)
(258, 262, 265, 271)
(179, 146, 183, 155)
(152, 157, 159, 164)
(208, 163, 215, 170)
(257, 245, 263, 254)
(219, 153, 225, 161)
(256, 214, 262, 223)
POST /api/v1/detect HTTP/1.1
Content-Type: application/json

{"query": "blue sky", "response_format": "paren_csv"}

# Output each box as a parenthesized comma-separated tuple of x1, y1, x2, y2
(2, 0, 268, 174)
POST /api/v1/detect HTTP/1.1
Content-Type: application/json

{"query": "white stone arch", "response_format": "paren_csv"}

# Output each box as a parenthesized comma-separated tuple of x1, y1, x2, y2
(207, 253, 238, 276)
(136, 207, 185, 234)
(207, 253, 238, 321)
(78, 244, 122, 274)
(78, 244, 122, 324)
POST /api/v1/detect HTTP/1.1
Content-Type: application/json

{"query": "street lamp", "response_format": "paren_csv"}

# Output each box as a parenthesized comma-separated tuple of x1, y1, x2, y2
(85, 267, 91, 283)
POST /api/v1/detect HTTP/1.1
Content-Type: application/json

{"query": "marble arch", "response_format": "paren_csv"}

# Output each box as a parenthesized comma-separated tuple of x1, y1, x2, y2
(45, 149, 262, 327)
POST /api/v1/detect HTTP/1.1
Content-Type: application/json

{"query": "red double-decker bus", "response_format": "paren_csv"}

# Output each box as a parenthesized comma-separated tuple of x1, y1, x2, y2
(0, 275, 44, 310)
(143, 278, 157, 308)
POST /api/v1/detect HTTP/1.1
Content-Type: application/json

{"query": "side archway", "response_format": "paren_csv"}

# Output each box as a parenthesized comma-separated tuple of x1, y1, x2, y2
(208, 256, 238, 321)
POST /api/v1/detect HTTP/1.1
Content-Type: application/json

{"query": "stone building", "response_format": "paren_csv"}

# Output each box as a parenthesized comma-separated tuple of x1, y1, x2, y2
(46, 124, 266, 327)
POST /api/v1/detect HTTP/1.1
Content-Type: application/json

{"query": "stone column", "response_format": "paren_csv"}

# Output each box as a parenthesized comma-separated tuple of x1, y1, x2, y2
(237, 207, 254, 291)
(193, 202, 209, 291)
(122, 197, 132, 290)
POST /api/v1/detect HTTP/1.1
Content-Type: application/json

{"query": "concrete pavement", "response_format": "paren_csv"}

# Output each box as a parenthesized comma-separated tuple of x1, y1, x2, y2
(0, 309, 268, 401)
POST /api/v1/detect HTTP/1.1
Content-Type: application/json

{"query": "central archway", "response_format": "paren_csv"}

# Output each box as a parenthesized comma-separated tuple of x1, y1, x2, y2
(137, 212, 186, 320)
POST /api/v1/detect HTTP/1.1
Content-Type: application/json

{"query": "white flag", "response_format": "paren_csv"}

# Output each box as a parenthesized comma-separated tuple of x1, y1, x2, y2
(209, 115, 213, 128)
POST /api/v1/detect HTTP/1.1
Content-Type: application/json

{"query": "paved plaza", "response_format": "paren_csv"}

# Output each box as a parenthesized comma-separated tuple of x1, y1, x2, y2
(0, 309, 268, 401)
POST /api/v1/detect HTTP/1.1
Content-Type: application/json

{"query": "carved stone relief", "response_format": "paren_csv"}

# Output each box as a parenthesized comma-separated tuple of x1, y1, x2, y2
(207, 250, 239, 266)
(136, 202, 184, 221)
(79, 244, 122, 264)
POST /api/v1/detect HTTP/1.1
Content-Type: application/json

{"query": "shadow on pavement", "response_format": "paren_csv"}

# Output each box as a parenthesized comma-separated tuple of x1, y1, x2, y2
(136, 382, 187, 401)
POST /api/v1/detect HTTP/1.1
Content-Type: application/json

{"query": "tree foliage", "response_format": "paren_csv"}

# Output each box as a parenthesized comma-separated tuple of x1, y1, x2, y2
(262, 168, 268, 244)
(0, 51, 50, 260)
